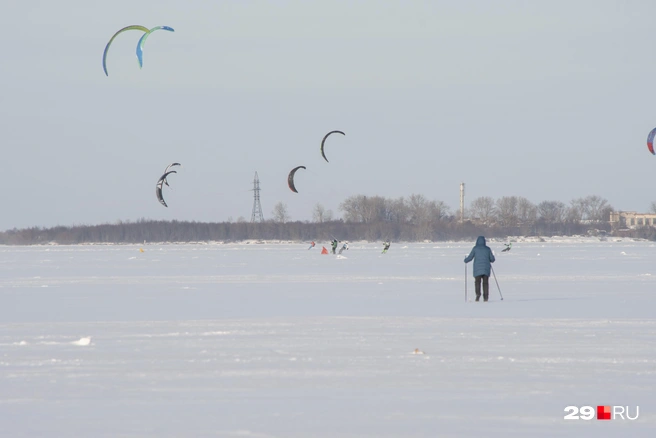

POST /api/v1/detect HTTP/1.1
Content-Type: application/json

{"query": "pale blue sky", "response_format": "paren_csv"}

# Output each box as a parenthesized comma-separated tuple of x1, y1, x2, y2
(1, 0, 654, 230)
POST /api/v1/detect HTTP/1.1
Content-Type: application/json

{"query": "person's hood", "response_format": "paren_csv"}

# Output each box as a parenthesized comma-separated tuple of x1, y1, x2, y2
(476, 236, 486, 246)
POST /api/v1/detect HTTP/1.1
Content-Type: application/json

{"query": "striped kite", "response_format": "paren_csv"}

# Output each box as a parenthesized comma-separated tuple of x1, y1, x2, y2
(103, 25, 149, 76)
(137, 26, 175, 68)
(648, 127, 656, 155)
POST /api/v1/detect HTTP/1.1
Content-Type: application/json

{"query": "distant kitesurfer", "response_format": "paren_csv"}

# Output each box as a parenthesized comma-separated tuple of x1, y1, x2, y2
(331, 239, 338, 254)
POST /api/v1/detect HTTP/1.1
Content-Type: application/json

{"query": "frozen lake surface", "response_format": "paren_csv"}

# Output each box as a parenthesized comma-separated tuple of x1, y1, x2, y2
(1, 239, 655, 437)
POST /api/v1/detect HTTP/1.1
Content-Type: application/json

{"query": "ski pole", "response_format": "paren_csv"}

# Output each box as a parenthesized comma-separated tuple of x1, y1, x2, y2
(491, 266, 503, 300)
(465, 263, 468, 302)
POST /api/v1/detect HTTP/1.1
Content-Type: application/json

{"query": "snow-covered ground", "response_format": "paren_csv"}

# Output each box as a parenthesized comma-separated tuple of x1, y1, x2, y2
(1, 239, 654, 437)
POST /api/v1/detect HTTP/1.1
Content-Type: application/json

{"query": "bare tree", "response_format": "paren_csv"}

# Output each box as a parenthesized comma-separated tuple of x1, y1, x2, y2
(407, 194, 431, 225)
(537, 201, 566, 223)
(271, 202, 290, 224)
(599, 205, 614, 223)
(567, 195, 613, 223)
(313, 203, 334, 223)
(583, 195, 612, 222)
(313, 203, 326, 223)
(517, 197, 537, 223)
(496, 196, 519, 227)
(339, 195, 387, 223)
(385, 197, 409, 223)
(470, 196, 496, 223)
(565, 205, 582, 223)
(569, 198, 587, 222)
(362, 196, 387, 223)
(340, 195, 367, 222)
(405, 194, 431, 239)
(428, 200, 451, 221)
(651, 201, 656, 214)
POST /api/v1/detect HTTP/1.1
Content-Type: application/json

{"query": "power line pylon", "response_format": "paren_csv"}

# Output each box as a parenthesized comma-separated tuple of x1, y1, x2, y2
(251, 171, 264, 223)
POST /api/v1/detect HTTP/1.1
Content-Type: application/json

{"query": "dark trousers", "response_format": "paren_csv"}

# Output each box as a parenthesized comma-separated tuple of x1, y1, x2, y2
(475, 275, 489, 301)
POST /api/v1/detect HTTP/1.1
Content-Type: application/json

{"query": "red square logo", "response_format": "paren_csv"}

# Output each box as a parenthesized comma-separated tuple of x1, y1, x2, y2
(597, 406, 611, 420)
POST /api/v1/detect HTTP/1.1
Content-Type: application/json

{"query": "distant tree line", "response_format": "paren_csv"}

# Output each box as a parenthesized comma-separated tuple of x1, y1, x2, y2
(2, 194, 654, 245)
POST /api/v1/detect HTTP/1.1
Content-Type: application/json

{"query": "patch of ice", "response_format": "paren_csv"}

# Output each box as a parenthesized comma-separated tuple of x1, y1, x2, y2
(72, 337, 92, 346)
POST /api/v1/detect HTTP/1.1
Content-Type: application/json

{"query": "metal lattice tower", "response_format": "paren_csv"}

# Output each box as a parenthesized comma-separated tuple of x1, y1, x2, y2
(250, 172, 264, 223)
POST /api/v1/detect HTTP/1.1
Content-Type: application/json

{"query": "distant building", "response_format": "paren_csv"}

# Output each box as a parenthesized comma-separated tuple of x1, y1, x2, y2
(609, 211, 656, 229)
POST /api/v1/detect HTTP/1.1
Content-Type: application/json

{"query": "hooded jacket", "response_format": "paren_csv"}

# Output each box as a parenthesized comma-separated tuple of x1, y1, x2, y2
(464, 236, 495, 277)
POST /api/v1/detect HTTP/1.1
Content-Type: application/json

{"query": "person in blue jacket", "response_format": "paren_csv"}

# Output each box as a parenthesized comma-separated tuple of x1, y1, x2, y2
(464, 236, 496, 302)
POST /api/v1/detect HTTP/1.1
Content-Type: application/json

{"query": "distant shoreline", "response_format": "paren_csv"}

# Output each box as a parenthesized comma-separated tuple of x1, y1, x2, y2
(0, 235, 651, 247)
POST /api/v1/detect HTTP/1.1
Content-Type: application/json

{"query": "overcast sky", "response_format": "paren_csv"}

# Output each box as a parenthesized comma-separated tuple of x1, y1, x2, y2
(1, 0, 654, 230)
